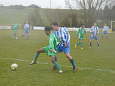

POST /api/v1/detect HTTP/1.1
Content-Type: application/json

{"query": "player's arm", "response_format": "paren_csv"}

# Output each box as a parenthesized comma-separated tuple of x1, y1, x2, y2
(48, 34, 57, 53)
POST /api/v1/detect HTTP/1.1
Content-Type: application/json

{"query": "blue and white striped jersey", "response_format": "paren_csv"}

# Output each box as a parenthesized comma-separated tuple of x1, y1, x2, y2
(90, 26, 99, 35)
(54, 27, 70, 44)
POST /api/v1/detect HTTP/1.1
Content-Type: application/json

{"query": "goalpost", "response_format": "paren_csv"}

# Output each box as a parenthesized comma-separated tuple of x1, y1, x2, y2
(111, 21, 115, 31)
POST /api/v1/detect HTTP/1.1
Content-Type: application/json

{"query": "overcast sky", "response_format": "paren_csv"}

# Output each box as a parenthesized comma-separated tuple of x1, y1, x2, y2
(0, 0, 68, 8)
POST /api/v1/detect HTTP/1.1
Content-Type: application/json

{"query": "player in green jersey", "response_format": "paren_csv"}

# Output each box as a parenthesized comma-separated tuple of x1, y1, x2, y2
(12, 24, 19, 40)
(75, 25, 86, 50)
(30, 27, 63, 73)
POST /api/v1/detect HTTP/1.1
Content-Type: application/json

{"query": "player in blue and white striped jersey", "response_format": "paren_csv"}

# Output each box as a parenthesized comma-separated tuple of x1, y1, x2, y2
(52, 23, 77, 72)
(89, 23, 100, 48)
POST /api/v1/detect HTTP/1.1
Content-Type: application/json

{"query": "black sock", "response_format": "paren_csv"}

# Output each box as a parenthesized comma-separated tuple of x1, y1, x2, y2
(70, 59, 76, 68)
(90, 42, 92, 47)
(97, 42, 100, 47)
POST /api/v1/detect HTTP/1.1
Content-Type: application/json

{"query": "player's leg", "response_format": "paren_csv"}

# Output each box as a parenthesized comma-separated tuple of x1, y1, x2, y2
(52, 56, 57, 70)
(14, 32, 18, 40)
(96, 40, 100, 47)
(25, 32, 29, 39)
(89, 35, 93, 48)
(25, 28, 30, 39)
(51, 56, 63, 73)
(89, 39, 92, 48)
(75, 38, 80, 48)
(79, 39, 84, 50)
(65, 53, 77, 72)
(57, 44, 77, 72)
(75, 39, 77, 48)
(30, 48, 45, 65)
(77, 39, 80, 46)
(95, 36, 100, 47)
(63, 46, 77, 72)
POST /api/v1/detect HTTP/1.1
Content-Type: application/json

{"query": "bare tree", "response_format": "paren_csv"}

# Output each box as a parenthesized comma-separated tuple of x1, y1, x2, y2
(78, 0, 113, 25)
(65, 0, 72, 9)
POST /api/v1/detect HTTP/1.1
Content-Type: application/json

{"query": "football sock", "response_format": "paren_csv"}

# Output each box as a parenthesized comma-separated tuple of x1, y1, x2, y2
(70, 59, 76, 68)
(97, 42, 100, 47)
(89, 42, 92, 47)
(77, 41, 80, 46)
(32, 52, 40, 63)
(53, 62, 62, 71)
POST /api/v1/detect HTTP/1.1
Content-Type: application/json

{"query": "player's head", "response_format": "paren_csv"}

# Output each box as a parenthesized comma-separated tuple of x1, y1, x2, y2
(81, 24, 85, 28)
(104, 24, 107, 26)
(94, 23, 97, 26)
(51, 22, 59, 31)
(44, 26, 52, 36)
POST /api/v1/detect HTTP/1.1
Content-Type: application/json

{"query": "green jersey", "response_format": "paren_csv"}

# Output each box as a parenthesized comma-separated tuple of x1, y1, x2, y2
(48, 33, 59, 51)
(76, 28, 86, 40)
(43, 33, 59, 56)
(12, 24, 18, 32)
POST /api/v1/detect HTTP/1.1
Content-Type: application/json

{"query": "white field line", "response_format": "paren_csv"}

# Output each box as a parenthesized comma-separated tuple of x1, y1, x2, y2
(66, 66, 115, 74)
(0, 57, 48, 64)
(0, 57, 115, 74)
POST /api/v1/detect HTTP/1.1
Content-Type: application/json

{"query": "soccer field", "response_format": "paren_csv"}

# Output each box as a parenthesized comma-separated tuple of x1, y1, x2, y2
(0, 30, 115, 86)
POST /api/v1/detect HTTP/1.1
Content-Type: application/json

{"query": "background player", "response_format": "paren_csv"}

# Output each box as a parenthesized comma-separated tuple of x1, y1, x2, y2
(102, 24, 110, 39)
(23, 22, 30, 39)
(11, 24, 19, 40)
(30, 27, 63, 73)
(89, 23, 100, 48)
(75, 24, 86, 50)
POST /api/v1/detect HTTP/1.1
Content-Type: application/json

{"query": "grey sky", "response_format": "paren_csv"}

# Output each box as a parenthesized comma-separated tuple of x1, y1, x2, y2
(0, 0, 67, 8)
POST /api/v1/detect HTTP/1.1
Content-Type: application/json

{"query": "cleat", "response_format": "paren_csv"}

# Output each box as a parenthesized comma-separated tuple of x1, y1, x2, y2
(58, 70, 63, 73)
(73, 66, 78, 72)
(29, 61, 38, 65)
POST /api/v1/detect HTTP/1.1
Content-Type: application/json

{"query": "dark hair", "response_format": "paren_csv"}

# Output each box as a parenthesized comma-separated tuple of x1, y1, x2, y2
(44, 26, 52, 31)
(81, 24, 85, 26)
(52, 22, 59, 26)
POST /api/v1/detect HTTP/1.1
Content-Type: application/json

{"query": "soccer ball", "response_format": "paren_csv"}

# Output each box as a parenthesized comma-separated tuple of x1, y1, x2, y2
(11, 63, 18, 71)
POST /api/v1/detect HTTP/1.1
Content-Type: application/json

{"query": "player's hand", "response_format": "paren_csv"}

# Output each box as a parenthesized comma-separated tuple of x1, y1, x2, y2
(49, 49, 57, 53)
(64, 43, 67, 48)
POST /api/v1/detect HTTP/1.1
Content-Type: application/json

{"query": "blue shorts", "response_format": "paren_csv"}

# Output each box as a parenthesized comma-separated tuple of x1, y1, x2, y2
(90, 34, 98, 40)
(57, 43, 70, 54)
(24, 28, 30, 33)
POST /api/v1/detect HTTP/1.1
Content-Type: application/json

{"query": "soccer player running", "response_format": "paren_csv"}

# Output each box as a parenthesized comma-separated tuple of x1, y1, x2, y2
(75, 24, 86, 50)
(30, 27, 63, 73)
(89, 23, 100, 48)
(51, 23, 77, 72)
(102, 24, 109, 39)
(12, 24, 19, 40)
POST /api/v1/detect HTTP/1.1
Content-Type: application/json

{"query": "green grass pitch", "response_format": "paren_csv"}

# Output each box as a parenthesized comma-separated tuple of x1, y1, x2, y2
(0, 30, 115, 86)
